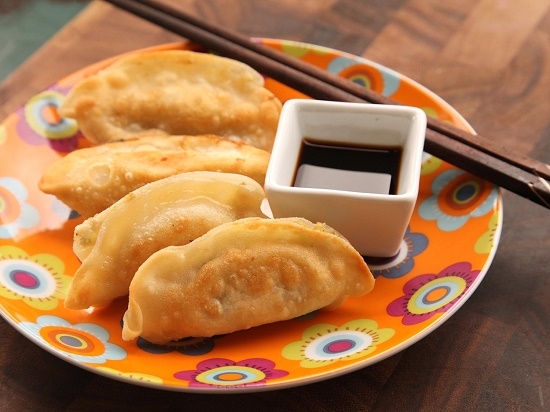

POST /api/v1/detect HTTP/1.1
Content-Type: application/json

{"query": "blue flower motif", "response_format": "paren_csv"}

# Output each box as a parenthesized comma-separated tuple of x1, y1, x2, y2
(119, 316, 219, 356)
(19, 315, 126, 364)
(364, 226, 428, 279)
(137, 336, 218, 356)
(327, 56, 401, 96)
(418, 170, 498, 231)
(50, 197, 80, 220)
(0, 177, 40, 239)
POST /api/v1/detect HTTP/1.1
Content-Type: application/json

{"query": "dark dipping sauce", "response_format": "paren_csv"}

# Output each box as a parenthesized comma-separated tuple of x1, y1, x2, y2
(293, 139, 402, 195)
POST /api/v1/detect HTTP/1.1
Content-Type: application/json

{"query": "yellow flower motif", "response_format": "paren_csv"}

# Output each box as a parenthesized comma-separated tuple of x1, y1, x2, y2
(281, 40, 330, 58)
(96, 367, 163, 385)
(421, 154, 443, 176)
(282, 319, 394, 368)
(475, 210, 501, 254)
(0, 124, 6, 145)
(0, 245, 71, 310)
(422, 106, 439, 119)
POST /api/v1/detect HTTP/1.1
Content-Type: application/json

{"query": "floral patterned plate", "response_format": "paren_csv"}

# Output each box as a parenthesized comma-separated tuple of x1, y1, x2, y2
(0, 40, 501, 392)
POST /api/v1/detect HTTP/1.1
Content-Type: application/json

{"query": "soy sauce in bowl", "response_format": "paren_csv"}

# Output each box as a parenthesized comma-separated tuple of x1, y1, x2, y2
(293, 139, 402, 195)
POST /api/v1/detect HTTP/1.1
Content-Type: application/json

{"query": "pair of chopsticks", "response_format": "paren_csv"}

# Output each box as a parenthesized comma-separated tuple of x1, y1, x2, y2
(103, 0, 550, 209)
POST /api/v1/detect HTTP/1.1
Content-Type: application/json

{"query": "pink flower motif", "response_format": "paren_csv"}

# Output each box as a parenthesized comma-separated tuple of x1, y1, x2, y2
(387, 262, 481, 325)
(174, 357, 288, 389)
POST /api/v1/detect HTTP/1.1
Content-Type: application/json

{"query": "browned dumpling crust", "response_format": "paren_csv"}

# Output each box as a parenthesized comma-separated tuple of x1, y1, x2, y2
(64, 172, 267, 310)
(122, 217, 375, 344)
(58, 50, 282, 151)
(38, 134, 270, 218)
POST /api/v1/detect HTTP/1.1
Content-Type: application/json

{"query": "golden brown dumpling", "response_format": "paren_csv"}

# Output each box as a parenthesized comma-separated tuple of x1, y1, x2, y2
(122, 217, 375, 344)
(38, 134, 270, 217)
(65, 172, 266, 310)
(58, 50, 281, 151)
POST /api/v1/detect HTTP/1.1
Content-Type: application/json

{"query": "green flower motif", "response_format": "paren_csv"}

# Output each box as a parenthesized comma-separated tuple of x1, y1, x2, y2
(282, 319, 394, 368)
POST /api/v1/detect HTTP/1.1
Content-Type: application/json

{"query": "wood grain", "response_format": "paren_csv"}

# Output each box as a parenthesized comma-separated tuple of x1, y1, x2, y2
(1, 1, 549, 411)
(440, 0, 550, 71)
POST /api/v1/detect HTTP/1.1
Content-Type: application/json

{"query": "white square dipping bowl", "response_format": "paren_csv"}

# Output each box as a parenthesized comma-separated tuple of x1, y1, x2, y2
(264, 99, 427, 258)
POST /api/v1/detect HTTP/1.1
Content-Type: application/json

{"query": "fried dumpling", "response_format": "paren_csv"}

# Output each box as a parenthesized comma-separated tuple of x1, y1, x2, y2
(38, 134, 270, 218)
(65, 172, 266, 310)
(122, 217, 375, 344)
(58, 50, 281, 151)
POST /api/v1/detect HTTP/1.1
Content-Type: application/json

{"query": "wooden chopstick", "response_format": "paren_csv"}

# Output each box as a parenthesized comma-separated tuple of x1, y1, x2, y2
(102, 0, 550, 209)
(112, 0, 550, 183)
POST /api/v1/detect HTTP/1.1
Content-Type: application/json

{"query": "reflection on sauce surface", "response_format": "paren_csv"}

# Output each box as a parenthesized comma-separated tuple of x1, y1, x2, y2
(293, 139, 402, 195)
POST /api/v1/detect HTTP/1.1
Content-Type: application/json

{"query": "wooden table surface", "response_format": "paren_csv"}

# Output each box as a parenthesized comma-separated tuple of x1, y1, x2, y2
(1, 1, 549, 410)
